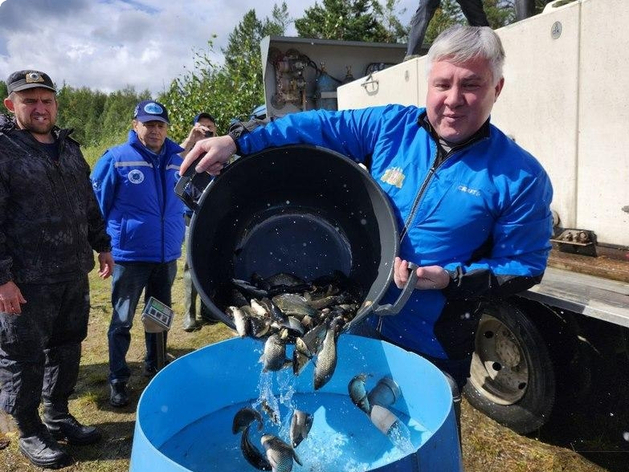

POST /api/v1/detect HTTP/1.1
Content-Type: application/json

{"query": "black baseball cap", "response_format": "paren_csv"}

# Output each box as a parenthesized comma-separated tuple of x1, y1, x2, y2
(6, 70, 56, 94)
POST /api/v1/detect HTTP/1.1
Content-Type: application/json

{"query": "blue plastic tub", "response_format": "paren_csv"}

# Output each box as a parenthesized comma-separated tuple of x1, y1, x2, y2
(129, 335, 463, 471)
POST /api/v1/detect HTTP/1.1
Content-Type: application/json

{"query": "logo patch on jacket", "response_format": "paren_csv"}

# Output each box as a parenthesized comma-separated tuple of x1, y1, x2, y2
(128, 170, 145, 184)
(380, 167, 405, 188)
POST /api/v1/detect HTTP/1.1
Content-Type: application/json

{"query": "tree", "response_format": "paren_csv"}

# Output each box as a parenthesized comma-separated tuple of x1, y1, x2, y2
(294, 0, 391, 42)
(56, 85, 107, 146)
(424, 0, 515, 45)
(0, 81, 8, 114)
(373, 0, 409, 43)
(159, 5, 290, 143)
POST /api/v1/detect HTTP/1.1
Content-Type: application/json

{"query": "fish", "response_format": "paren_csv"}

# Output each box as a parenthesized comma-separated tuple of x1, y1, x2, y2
(261, 434, 302, 472)
(226, 306, 249, 338)
(292, 342, 312, 376)
(261, 334, 292, 372)
(250, 298, 270, 317)
(271, 293, 318, 319)
(229, 288, 249, 308)
(232, 278, 269, 299)
(242, 305, 273, 338)
(289, 409, 313, 448)
(241, 424, 272, 471)
(292, 322, 327, 375)
(306, 292, 356, 310)
(232, 406, 263, 434)
(265, 272, 306, 288)
(299, 322, 327, 355)
(313, 317, 342, 390)
(260, 399, 279, 425)
(260, 298, 291, 326)
(348, 373, 371, 415)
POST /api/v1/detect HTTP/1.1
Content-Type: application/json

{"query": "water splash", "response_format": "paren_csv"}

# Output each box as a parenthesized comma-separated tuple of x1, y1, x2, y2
(387, 420, 415, 455)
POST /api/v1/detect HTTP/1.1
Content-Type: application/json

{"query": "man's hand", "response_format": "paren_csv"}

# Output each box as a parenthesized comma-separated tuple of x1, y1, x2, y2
(180, 135, 237, 176)
(180, 124, 215, 158)
(0, 281, 26, 315)
(98, 252, 115, 279)
(393, 257, 450, 290)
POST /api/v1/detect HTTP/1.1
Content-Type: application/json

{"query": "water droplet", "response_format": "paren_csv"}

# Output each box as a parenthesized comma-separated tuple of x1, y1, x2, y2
(360, 219, 367, 225)
(623, 432, 629, 442)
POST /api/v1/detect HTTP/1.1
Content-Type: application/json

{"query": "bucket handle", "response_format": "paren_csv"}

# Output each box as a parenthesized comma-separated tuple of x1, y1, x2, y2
(174, 156, 214, 212)
(372, 262, 419, 316)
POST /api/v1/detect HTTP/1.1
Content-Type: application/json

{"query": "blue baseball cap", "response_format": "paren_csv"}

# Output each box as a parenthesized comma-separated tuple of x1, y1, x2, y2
(250, 104, 266, 120)
(134, 100, 169, 124)
(193, 112, 215, 124)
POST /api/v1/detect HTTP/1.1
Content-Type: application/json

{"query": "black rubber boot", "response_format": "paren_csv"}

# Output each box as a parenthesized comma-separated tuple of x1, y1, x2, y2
(109, 381, 129, 407)
(43, 404, 101, 446)
(18, 425, 73, 469)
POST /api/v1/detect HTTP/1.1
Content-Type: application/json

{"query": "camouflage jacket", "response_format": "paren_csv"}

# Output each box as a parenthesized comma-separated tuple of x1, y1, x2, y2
(0, 114, 111, 285)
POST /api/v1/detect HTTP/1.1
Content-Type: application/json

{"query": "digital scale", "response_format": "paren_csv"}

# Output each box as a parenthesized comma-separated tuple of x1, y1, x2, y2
(141, 297, 174, 332)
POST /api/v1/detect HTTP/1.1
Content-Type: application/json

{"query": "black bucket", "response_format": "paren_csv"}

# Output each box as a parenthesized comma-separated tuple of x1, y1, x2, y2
(175, 145, 417, 329)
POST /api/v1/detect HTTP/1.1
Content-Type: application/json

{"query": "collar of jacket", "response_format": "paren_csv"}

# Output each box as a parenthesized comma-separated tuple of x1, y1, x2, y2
(127, 130, 184, 161)
(417, 111, 491, 150)
(0, 116, 76, 148)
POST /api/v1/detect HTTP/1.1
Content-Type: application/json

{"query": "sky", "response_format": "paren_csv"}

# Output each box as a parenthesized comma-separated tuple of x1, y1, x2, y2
(0, 0, 416, 95)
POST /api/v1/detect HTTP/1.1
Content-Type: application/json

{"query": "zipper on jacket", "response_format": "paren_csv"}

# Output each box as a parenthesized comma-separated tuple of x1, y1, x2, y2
(151, 156, 168, 263)
(399, 129, 489, 242)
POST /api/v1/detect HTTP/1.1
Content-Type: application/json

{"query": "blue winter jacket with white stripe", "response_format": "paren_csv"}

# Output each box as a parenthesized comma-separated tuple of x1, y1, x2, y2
(90, 130, 185, 263)
(236, 104, 554, 360)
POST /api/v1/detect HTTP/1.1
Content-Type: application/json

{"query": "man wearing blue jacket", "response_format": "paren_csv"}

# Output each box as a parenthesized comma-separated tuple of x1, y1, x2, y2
(91, 100, 185, 407)
(181, 26, 553, 432)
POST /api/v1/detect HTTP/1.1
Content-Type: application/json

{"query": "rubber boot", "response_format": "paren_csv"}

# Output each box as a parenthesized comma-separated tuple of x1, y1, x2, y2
(183, 311, 198, 332)
(42, 402, 101, 446)
(15, 413, 72, 469)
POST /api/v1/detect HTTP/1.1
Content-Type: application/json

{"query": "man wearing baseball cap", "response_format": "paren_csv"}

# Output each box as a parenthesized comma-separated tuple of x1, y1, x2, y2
(1, 70, 114, 468)
(91, 100, 185, 408)
(179, 112, 219, 331)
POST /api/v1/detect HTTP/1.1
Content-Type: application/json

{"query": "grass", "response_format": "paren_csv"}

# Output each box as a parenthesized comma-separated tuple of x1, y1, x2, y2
(1, 256, 627, 471)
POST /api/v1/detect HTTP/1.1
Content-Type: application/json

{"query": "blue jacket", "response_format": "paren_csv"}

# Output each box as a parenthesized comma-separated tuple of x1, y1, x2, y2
(91, 130, 185, 263)
(237, 105, 554, 360)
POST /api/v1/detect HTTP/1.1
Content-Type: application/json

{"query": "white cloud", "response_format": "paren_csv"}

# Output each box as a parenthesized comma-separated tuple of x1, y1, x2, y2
(0, 0, 415, 95)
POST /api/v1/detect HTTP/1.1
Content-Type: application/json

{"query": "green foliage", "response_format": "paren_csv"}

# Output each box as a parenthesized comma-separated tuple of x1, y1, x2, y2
(483, 0, 516, 29)
(158, 6, 290, 144)
(39, 84, 147, 148)
(56, 85, 107, 146)
(425, 0, 516, 45)
(82, 130, 129, 168)
(0, 81, 8, 113)
(373, 0, 410, 43)
(295, 0, 391, 42)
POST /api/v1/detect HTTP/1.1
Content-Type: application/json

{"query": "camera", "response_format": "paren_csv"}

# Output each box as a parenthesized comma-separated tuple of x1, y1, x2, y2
(204, 130, 214, 138)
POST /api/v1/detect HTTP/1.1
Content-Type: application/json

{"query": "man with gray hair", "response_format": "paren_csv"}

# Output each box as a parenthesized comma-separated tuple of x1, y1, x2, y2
(181, 26, 554, 437)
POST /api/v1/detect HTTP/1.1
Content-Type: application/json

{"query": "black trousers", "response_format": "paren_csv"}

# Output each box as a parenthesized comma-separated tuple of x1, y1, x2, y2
(0, 275, 89, 432)
(406, 0, 489, 56)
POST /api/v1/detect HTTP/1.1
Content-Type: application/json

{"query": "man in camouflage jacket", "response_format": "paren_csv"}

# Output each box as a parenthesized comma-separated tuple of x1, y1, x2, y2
(0, 70, 114, 469)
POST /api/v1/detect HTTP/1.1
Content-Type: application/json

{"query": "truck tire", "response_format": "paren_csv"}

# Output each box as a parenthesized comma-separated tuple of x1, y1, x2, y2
(463, 300, 556, 434)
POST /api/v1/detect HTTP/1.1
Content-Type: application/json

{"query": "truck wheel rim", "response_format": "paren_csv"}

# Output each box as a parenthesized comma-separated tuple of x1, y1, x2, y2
(469, 315, 529, 405)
